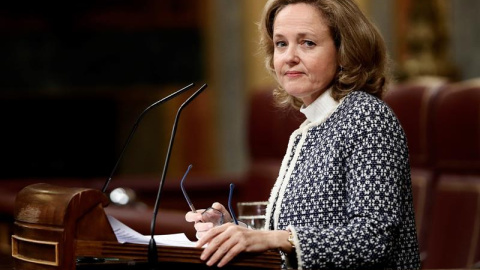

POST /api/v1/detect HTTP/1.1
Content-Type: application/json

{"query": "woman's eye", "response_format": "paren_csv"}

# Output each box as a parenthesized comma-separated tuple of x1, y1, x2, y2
(275, 41, 287, 48)
(303, 40, 316, 47)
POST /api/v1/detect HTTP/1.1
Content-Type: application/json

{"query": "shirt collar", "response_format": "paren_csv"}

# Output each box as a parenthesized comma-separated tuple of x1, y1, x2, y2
(300, 88, 340, 123)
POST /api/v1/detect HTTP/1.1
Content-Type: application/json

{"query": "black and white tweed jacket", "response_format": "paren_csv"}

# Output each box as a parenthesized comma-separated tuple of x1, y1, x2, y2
(265, 91, 421, 269)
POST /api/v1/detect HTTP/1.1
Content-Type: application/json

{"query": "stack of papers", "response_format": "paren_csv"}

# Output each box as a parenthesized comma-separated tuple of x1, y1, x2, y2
(107, 215, 198, 248)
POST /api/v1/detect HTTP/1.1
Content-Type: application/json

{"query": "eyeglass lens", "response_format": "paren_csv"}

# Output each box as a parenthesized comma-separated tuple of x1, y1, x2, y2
(202, 207, 224, 226)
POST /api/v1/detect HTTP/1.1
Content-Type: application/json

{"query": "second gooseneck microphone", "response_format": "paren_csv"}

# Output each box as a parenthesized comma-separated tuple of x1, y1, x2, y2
(101, 83, 195, 193)
(148, 83, 208, 267)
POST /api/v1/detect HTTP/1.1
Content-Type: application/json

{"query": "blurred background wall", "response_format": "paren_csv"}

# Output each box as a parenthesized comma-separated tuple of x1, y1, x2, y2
(0, 0, 478, 181)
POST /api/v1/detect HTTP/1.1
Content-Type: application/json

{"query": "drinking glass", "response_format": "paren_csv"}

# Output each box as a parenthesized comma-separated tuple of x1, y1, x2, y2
(237, 201, 268, 230)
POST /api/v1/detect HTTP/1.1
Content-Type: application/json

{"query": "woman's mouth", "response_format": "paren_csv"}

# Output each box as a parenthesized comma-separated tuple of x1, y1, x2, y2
(285, 71, 304, 78)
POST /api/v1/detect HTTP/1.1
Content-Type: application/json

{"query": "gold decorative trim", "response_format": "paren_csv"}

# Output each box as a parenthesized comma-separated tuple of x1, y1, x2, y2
(11, 235, 59, 266)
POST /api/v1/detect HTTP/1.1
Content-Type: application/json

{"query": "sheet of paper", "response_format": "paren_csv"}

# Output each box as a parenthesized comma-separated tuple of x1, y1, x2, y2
(107, 215, 198, 248)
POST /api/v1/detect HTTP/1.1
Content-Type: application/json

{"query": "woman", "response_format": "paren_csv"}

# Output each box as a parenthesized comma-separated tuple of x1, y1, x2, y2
(185, 0, 420, 269)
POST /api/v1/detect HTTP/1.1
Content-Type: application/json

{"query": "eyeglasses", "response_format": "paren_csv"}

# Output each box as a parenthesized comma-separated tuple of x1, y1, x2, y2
(180, 164, 238, 225)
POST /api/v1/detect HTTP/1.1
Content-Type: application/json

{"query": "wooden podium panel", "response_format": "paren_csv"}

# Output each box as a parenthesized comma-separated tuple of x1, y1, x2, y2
(75, 241, 281, 269)
(11, 183, 282, 269)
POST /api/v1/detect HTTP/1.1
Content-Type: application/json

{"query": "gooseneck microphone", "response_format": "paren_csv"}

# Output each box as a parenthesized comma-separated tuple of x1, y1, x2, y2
(101, 83, 195, 193)
(148, 83, 207, 267)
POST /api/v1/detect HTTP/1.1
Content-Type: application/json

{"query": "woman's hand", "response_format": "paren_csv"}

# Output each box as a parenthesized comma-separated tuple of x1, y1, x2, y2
(196, 224, 291, 268)
(185, 202, 232, 239)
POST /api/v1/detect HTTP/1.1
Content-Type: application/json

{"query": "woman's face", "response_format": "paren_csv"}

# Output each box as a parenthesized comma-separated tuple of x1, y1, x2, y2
(273, 3, 338, 106)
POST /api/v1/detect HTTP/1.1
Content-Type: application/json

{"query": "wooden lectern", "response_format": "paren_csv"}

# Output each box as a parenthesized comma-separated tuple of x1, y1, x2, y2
(11, 183, 282, 269)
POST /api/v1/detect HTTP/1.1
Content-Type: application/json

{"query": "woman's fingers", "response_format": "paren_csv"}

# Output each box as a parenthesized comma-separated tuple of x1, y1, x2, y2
(194, 221, 214, 233)
(216, 240, 244, 267)
(185, 210, 205, 223)
(200, 224, 245, 267)
(196, 222, 228, 248)
(211, 202, 233, 222)
(199, 227, 226, 260)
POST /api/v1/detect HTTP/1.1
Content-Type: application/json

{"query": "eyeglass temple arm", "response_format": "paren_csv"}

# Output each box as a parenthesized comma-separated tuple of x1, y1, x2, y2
(180, 164, 196, 212)
(228, 183, 239, 225)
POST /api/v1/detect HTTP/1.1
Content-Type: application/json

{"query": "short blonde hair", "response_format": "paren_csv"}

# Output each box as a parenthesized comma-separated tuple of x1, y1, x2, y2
(259, 0, 391, 109)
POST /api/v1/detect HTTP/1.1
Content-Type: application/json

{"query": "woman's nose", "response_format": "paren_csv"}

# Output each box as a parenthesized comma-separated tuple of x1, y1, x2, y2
(285, 46, 299, 64)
